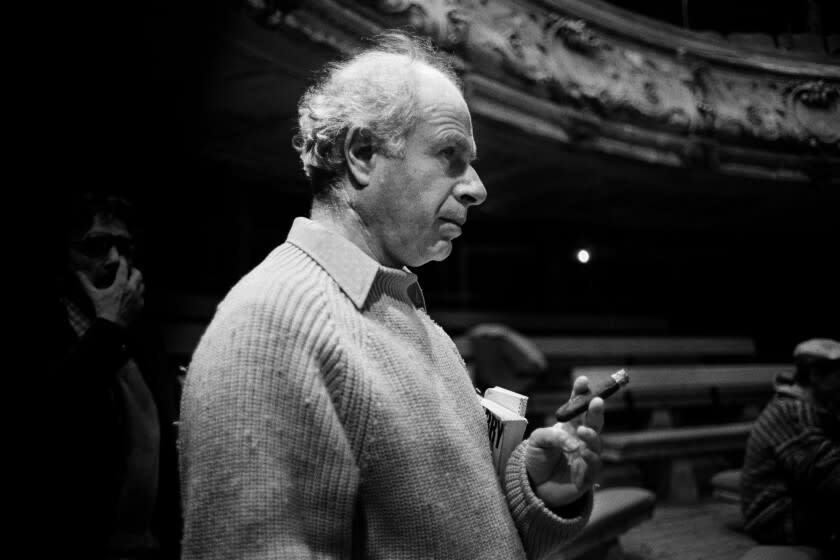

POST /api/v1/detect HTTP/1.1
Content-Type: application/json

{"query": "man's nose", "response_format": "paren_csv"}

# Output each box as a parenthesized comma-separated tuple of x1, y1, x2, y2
(105, 244, 122, 264)
(454, 166, 487, 208)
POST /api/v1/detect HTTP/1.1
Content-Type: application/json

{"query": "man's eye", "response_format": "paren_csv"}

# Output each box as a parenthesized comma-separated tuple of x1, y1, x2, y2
(440, 147, 455, 158)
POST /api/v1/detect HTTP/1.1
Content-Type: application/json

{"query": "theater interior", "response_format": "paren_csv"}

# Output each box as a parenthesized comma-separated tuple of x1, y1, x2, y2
(46, 1, 838, 558)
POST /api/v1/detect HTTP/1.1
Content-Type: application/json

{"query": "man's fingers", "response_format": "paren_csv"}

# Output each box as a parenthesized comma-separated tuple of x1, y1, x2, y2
(584, 397, 605, 434)
(533, 425, 582, 454)
(115, 257, 129, 285)
(564, 376, 593, 428)
(571, 375, 591, 397)
(576, 425, 602, 454)
(576, 448, 602, 487)
(128, 267, 143, 291)
(569, 456, 585, 488)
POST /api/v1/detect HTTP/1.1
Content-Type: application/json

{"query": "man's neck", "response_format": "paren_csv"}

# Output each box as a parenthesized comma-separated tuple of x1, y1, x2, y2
(310, 199, 398, 269)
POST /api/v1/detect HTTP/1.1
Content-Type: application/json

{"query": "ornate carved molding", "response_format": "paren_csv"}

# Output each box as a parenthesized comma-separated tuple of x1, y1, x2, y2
(255, 0, 840, 177)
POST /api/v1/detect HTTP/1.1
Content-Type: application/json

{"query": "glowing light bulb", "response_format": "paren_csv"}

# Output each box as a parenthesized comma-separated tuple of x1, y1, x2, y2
(576, 249, 590, 264)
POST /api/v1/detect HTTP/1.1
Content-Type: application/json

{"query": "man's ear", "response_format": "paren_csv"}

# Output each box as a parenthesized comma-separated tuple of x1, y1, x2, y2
(345, 128, 375, 187)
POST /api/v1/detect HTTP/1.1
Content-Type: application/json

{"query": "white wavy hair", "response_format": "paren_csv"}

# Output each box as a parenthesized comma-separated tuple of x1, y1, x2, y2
(293, 31, 460, 198)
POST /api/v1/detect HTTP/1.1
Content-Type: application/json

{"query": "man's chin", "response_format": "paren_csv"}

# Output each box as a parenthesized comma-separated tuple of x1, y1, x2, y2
(402, 240, 453, 268)
(426, 242, 453, 264)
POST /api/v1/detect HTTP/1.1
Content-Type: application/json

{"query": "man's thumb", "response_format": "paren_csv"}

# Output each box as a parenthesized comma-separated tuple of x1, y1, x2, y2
(115, 257, 129, 283)
(75, 270, 96, 294)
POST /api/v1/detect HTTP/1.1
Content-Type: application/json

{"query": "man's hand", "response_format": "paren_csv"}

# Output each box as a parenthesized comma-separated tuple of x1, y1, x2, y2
(77, 257, 145, 328)
(524, 376, 604, 510)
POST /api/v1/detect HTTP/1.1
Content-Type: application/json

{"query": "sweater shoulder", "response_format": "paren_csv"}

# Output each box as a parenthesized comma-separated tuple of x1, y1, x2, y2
(751, 396, 818, 446)
(196, 243, 346, 358)
(227, 243, 334, 316)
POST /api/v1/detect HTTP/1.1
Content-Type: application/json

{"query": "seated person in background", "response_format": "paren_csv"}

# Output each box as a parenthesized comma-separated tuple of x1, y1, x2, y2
(47, 193, 182, 559)
(741, 338, 839, 555)
(178, 31, 604, 560)
(466, 323, 548, 392)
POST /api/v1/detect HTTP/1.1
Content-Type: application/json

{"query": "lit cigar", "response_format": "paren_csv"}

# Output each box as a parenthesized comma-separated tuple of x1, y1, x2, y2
(554, 369, 630, 422)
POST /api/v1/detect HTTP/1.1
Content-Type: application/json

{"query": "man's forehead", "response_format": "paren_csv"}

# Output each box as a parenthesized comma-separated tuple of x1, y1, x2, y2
(415, 70, 472, 122)
(422, 99, 477, 154)
(87, 214, 131, 237)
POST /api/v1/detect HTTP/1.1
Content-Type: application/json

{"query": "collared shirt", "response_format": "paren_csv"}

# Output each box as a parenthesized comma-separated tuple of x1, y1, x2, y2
(65, 296, 94, 337)
(285, 217, 426, 311)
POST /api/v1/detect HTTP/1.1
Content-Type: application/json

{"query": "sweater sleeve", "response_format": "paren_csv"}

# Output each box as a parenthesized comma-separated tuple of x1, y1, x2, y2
(178, 290, 360, 559)
(503, 440, 593, 560)
(775, 402, 840, 500)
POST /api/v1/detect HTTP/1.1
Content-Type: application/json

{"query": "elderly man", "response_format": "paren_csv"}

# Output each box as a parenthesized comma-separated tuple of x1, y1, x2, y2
(179, 32, 604, 559)
(741, 338, 840, 554)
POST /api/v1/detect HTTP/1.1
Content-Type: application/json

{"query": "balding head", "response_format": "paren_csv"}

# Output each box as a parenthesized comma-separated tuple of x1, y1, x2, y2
(294, 31, 461, 200)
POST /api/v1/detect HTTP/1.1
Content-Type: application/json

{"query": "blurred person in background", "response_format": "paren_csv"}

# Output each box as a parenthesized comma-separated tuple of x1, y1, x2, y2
(47, 192, 182, 560)
(741, 337, 839, 556)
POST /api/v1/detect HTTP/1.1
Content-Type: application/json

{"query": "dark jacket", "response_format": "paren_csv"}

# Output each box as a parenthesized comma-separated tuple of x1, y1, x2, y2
(741, 376, 839, 553)
(46, 295, 182, 559)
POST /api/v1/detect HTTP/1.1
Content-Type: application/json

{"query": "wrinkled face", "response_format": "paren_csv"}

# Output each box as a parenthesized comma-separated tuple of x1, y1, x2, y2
(68, 214, 134, 289)
(358, 65, 486, 268)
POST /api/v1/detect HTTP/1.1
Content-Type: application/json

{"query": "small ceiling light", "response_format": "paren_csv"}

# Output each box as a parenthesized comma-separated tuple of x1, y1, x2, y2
(576, 249, 591, 264)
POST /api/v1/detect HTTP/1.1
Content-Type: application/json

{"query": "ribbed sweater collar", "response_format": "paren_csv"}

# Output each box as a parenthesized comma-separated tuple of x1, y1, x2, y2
(286, 217, 426, 311)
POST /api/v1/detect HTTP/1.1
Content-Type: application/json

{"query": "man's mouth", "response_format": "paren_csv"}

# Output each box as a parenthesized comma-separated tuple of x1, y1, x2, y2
(96, 270, 118, 288)
(440, 216, 466, 227)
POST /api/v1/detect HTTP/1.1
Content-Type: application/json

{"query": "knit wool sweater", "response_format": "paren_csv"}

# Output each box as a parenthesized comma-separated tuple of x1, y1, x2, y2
(179, 218, 591, 559)
(741, 376, 839, 547)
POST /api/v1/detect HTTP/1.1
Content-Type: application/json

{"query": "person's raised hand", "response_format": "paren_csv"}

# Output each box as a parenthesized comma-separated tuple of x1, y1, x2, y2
(524, 376, 604, 509)
(76, 257, 145, 328)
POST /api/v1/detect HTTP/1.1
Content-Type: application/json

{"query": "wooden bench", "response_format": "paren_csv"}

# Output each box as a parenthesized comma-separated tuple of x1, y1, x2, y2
(528, 363, 785, 423)
(460, 330, 761, 399)
(710, 468, 742, 504)
(457, 335, 758, 365)
(552, 487, 656, 560)
(599, 422, 754, 504)
(600, 423, 753, 463)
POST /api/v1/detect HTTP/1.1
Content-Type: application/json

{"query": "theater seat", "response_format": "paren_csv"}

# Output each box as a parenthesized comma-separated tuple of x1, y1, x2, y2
(556, 487, 656, 559)
(710, 468, 742, 504)
(739, 545, 822, 560)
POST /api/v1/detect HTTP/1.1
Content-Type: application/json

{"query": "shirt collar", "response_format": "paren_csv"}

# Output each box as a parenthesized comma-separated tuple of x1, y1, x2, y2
(63, 296, 93, 337)
(286, 217, 425, 310)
